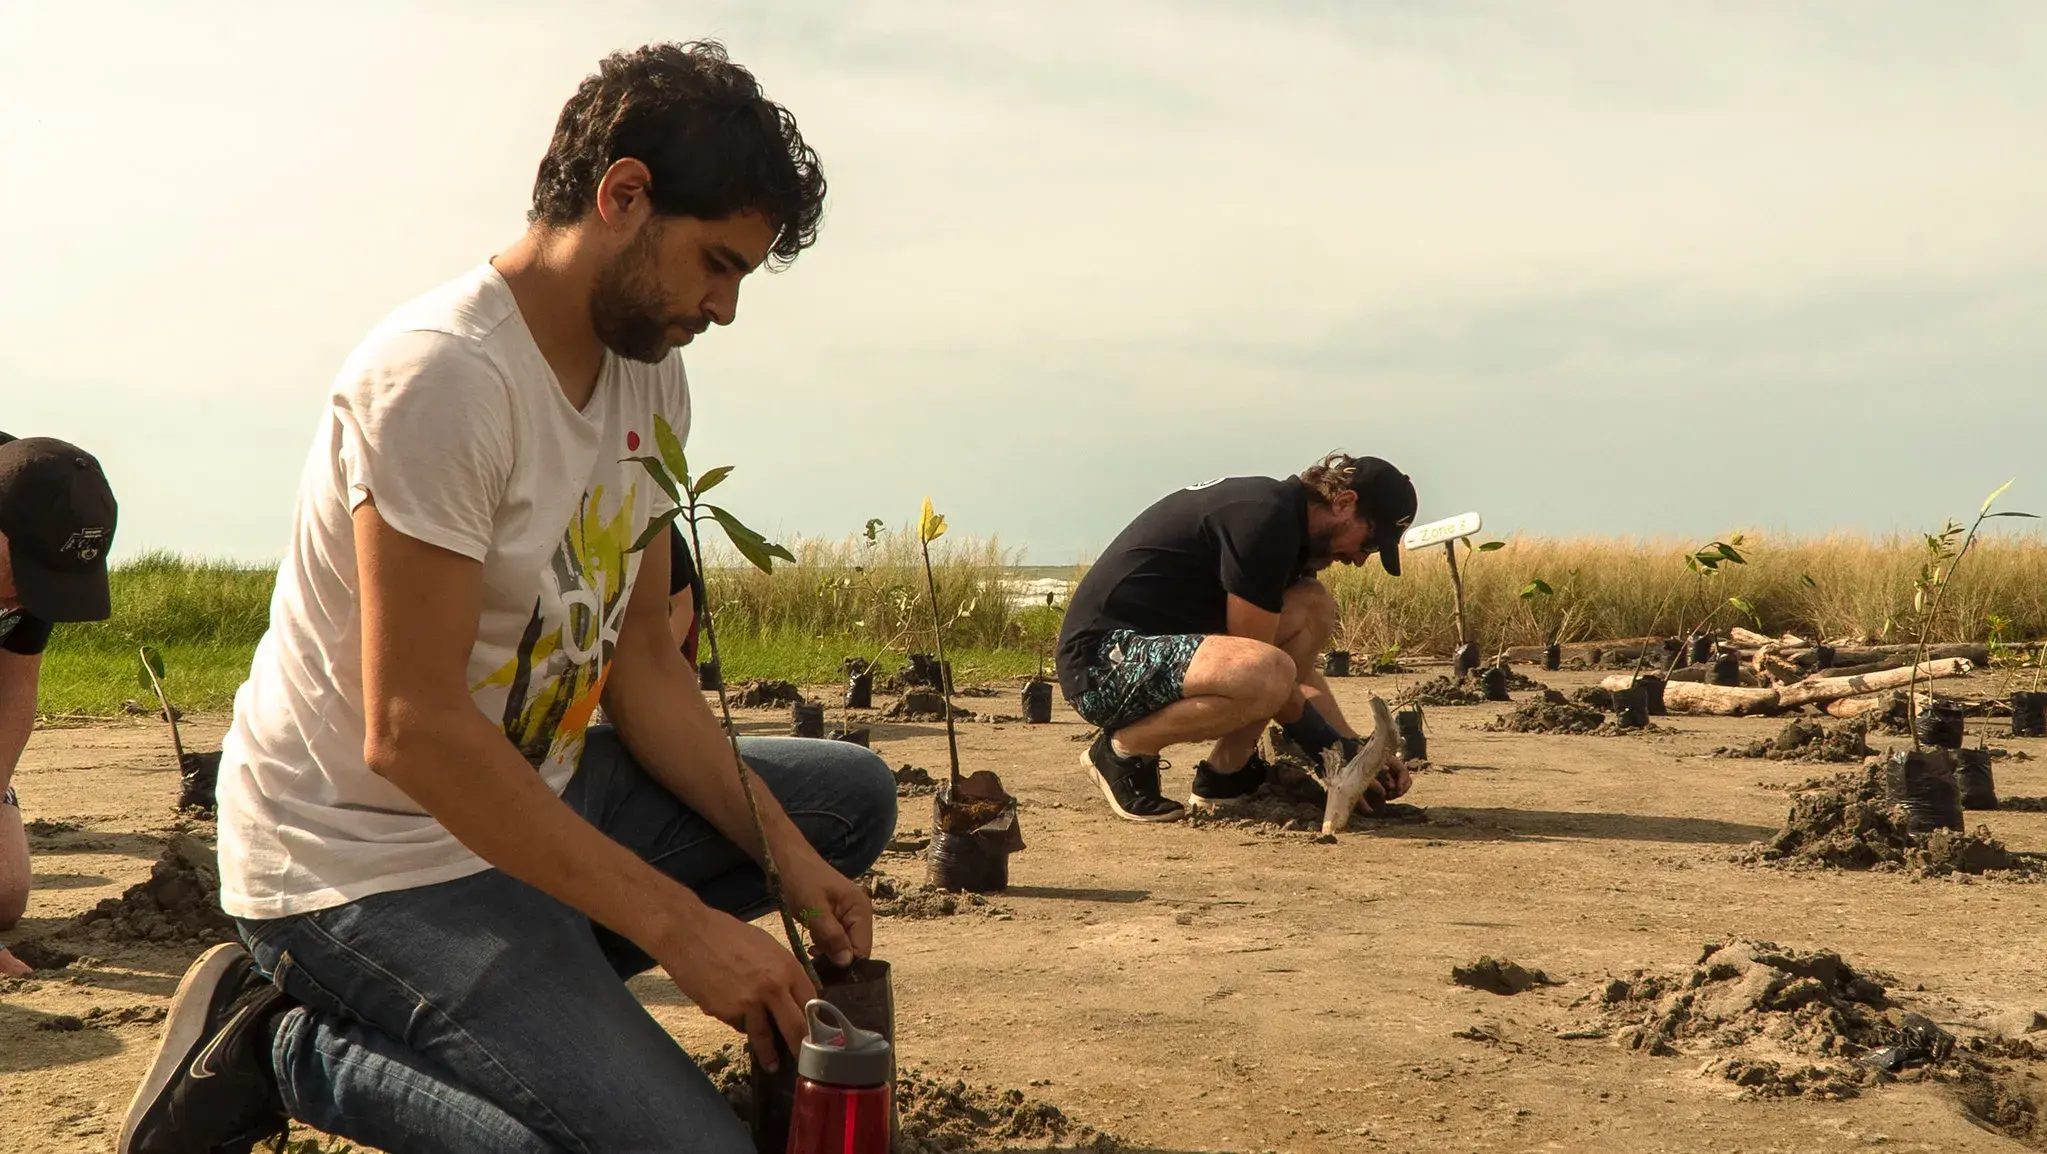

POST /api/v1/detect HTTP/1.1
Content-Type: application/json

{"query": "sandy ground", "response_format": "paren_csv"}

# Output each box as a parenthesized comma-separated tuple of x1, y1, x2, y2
(3, 666, 2046, 1153)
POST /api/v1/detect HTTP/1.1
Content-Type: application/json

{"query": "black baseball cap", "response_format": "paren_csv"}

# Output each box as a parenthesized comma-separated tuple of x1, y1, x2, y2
(0, 434, 119, 622)
(1347, 456, 1418, 576)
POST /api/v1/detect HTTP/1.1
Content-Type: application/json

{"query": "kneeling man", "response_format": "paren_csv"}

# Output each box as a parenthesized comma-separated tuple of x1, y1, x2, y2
(1056, 453, 1418, 822)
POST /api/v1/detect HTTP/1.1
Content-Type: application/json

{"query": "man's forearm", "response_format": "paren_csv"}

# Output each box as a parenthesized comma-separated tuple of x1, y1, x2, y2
(369, 705, 710, 952)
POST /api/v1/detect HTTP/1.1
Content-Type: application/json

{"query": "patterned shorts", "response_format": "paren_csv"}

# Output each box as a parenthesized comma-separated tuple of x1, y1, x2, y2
(1070, 629, 1208, 734)
(2, 784, 14, 808)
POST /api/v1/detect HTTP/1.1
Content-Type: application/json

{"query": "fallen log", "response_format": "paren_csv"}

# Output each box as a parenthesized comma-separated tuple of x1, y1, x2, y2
(1599, 673, 1780, 715)
(1774, 658, 1975, 710)
(1823, 691, 1905, 720)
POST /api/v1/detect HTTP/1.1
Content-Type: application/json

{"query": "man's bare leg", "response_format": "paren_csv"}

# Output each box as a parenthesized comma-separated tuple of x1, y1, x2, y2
(1198, 580, 1355, 775)
(0, 795, 30, 976)
(1111, 637, 1294, 758)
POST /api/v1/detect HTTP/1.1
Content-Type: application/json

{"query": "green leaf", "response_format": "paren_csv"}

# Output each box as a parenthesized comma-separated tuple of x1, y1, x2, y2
(862, 518, 886, 544)
(652, 414, 689, 489)
(1519, 579, 1553, 599)
(623, 456, 680, 504)
(1713, 542, 1746, 565)
(1799, 572, 1817, 590)
(629, 506, 685, 554)
(1987, 511, 2040, 520)
(708, 504, 796, 573)
(1476, 540, 1505, 552)
(691, 465, 734, 499)
(1981, 478, 2016, 515)
(1728, 596, 1759, 626)
(137, 645, 165, 692)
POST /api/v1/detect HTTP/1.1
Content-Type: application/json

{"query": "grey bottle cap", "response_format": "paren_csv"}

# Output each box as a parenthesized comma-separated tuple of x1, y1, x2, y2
(796, 999, 894, 1087)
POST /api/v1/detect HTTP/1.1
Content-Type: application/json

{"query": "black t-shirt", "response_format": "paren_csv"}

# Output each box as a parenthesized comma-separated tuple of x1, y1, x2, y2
(668, 529, 701, 598)
(0, 608, 52, 656)
(1056, 476, 1310, 699)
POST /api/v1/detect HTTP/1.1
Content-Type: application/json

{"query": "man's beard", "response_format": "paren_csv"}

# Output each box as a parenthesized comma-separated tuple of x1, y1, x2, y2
(589, 225, 703, 364)
(1303, 527, 1338, 573)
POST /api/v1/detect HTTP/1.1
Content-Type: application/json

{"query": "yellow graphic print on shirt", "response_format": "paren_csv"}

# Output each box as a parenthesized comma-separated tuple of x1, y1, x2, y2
(473, 480, 644, 768)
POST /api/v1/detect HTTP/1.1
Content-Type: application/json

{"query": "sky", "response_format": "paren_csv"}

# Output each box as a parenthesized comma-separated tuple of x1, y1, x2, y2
(3, 1, 2044, 563)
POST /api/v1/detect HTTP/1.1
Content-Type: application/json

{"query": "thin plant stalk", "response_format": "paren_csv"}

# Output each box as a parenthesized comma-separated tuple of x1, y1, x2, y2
(918, 534, 964, 789)
(1904, 481, 2037, 750)
(683, 503, 822, 990)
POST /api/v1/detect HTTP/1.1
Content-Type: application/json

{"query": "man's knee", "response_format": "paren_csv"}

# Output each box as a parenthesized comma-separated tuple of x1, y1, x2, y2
(1280, 580, 1339, 651)
(1241, 647, 1297, 717)
(819, 745, 898, 877)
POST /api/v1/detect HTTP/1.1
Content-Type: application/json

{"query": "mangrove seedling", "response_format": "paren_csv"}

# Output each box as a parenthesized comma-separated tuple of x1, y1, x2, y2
(626, 415, 820, 985)
(1629, 536, 1759, 688)
(136, 645, 186, 768)
(917, 497, 964, 787)
(1902, 480, 2036, 749)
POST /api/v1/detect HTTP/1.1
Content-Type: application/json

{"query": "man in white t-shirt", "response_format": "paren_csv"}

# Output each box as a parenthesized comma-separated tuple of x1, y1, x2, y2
(121, 42, 895, 1154)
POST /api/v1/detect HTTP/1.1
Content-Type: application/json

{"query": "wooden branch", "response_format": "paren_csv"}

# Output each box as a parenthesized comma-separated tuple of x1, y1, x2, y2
(1823, 692, 1905, 720)
(1600, 673, 1778, 715)
(1774, 658, 1975, 709)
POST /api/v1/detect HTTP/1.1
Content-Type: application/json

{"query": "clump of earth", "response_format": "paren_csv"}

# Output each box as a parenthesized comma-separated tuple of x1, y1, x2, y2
(1451, 957, 1563, 996)
(1738, 766, 2037, 877)
(1183, 755, 1332, 834)
(1404, 675, 1484, 707)
(1716, 720, 1871, 763)
(893, 764, 939, 797)
(1493, 667, 1550, 693)
(886, 690, 974, 722)
(696, 1045, 1124, 1153)
(861, 873, 1004, 919)
(1480, 690, 1642, 735)
(19, 835, 236, 965)
(731, 679, 805, 709)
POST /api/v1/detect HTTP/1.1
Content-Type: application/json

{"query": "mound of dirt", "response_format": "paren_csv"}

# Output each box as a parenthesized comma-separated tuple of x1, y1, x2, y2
(1452, 957, 1563, 996)
(1183, 759, 1331, 833)
(861, 873, 1003, 919)
(731, 680, 804, 708)
(893, 764, 939, 796)
(2001, 797, 2047, 812)
(886, 690, 974, 722)
(1496, 668, 1550, 693)
(1716, 720, 1871, 763)
(28, 836, 237, 960)
(1481, 691, 1608, 735)
(696, 1046, 1123, 1153)
(1740, 766, 2036, 876)
(1404, 676, 1484, 707)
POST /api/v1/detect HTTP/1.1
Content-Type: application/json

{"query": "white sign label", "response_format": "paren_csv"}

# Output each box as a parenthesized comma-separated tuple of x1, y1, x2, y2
(1401, 511, 1483, 550)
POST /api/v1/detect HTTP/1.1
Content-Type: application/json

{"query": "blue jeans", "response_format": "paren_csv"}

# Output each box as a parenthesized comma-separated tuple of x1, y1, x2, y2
(236, 730, 897, 1154)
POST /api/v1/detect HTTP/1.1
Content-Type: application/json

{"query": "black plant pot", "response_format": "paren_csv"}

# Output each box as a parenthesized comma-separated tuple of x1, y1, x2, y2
(1958, 748, 1998, 810)
(1542, 643, 1561, 672)
(1021, 679, 1054, 725)
(828, 727, 871, 748)
(1885, 749, 1964, 834)
(1711, 653, 1741, 687)
(697, 660, 722, 692)
(791, 702, 825, 739)
(1323, 650, 1351, 678)
(845, 671, 873, 710)
(1687, 634, 1714, 666)
(1915, 701, 1966, 750)
(1638, 674, 1667, 717)
(1812, 644, 1837, 671)
(1478, 666, 1510, 702)
(1453, 643, 1481, 678)
(1395, 709, 1427, 762)
(2011, 691, 2047, 738)
(1610, 684, 1649, 729)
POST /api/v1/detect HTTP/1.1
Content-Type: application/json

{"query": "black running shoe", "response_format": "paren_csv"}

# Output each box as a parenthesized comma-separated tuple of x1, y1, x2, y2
(1082, 732, 1185, 823)
(1189, 753, 1272, 808)
(120, 943, 291, 1154)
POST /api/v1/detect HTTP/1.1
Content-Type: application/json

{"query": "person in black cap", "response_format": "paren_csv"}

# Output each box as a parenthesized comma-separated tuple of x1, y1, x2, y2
(1055, 452, 1417, 823)
(0, 432, 120, 975)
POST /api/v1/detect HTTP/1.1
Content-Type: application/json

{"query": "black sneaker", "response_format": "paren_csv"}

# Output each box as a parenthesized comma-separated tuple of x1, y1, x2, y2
(120, 943, 291, 1154)
(1189, 753, 1273, 808)
(1082, 732, 1185, 823)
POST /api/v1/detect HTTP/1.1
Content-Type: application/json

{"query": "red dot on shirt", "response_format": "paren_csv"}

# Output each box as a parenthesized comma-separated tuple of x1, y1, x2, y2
(627, 431, 641, 451)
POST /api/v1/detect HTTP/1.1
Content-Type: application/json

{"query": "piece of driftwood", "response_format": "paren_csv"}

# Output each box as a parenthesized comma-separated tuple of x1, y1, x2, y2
(1598, 674, 1780, 715)
(1823, 692, 1905, 720)
(1774, 658, 1975, 710)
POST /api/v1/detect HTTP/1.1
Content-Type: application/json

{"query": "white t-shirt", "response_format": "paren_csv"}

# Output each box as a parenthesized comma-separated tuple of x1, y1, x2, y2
(218, 263, 687, 919)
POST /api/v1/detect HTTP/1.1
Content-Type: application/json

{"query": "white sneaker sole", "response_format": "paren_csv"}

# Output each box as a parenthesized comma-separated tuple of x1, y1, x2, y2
(1082, 750, 1186, 823)
(118, 942, 245, 1154)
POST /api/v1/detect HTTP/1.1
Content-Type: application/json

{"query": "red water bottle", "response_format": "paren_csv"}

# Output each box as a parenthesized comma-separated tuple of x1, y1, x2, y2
(786, 999, 894, 1154)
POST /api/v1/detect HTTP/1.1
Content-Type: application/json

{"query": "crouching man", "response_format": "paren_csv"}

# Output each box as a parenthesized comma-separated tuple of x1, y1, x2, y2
(119, 43, 895, 1154)
(1056, 454, 1419, 822)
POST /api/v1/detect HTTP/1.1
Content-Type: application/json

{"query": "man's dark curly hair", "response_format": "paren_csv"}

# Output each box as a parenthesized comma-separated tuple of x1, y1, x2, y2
(530, 42, 825, 267)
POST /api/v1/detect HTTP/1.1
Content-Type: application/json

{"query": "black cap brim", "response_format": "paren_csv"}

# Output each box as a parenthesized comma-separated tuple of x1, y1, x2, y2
(1378, 538, 1402, 577)
(12, 550, 111, 623)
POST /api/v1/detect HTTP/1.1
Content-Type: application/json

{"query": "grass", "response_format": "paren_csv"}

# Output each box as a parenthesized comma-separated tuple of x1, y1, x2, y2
(34, 532, 2047, 718)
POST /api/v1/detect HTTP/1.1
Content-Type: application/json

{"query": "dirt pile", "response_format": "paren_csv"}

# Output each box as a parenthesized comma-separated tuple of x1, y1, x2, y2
(1481, 691, 1609, 735)
(1184, 758, 1330, 833)
(696, 1047, 1123, 1153)
(862, 873, 1004, 919)
(886, 690, 973, 722)
(1452, 957, 1563, 995)
(731, 679, 805, 708)
(1497, 668, 1550, 693)
(64, 835, 238, 950)
(893, 764, 939, 797)
(1716, 720, 1871, 763)
(1740, 766, 2036, 876)
(1404, 676, 1484, 707)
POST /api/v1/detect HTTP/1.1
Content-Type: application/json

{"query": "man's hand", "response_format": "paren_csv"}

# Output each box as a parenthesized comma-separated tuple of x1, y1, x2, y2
(656, 911, 816, 1070)
(782, 854, 873, 969)
(1360, 756, 1413, 812)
